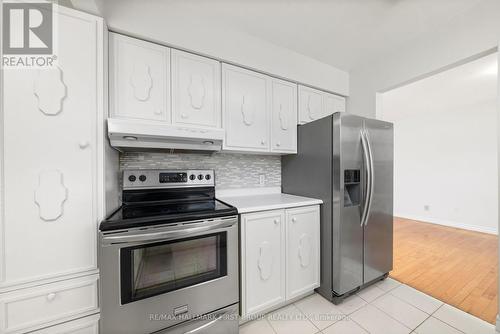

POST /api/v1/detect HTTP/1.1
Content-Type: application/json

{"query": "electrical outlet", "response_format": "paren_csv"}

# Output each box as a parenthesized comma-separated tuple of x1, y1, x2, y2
(259, 174, 266, 185)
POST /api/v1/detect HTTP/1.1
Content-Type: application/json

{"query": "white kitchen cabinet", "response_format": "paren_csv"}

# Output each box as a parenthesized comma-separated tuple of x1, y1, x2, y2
(1, 7, 104, 289)
(222, 64, 270, 152)
(299, 85, 346, 124)
(0, 275, 99, 334)
(240, 205, 320, 318)
(298, 85, 323, 124)
(110, 33, 170, 121)
(324, 92, 346, 114)
(285, 206, 320, 299)
(241, 210, 286, 316)
(31, 314, 99, 334)
(270, 79, 297, 153)
(171, 49, 221, 128)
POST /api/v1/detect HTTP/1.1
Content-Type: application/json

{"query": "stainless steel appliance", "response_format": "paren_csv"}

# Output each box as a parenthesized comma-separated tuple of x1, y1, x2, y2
(99, 170, 239, 334)
(282, 113, 393, 303)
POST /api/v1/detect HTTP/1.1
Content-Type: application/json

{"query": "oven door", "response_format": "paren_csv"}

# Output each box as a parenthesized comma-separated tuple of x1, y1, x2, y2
(99, 216, 239, 334)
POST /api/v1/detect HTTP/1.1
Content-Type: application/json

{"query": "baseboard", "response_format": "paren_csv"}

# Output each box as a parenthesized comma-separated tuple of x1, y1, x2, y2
(496, 314, 500, 332)
(394, 213, 498, 235)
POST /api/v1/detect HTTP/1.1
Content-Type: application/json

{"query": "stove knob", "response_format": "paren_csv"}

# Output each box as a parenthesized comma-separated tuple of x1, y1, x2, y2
(189, 174, 196, 181)
(198, 174, 203, 180)
(205, 174, 211, 180)
(128, 175, 136, 182)
(139, 175, 147, 182)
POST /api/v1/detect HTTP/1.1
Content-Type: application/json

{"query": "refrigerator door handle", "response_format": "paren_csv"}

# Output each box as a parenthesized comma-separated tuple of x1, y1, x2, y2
(363, 129, 375, 226)
(360, 129, 371, 226)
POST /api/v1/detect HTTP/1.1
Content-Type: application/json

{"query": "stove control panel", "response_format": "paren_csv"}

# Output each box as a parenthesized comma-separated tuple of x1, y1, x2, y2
(123, 169, 215, 189)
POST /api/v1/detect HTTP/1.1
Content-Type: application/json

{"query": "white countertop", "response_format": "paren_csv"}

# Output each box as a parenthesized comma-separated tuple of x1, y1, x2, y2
(217, 187, 322, 214)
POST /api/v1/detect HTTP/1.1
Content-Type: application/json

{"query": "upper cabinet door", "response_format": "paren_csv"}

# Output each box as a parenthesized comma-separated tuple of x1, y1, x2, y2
(324, 92, 346, 115)
(271, 79, 297, 153)
(109, 33, 170, 121)
(171, 50, 221, 128)
(298, 85, 323, 124)
(222, 64, 270, 152)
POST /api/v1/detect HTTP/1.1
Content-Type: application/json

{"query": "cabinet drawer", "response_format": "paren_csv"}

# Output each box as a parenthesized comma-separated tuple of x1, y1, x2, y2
(0, 275, 99, 334)
(31, 314, 99, 334)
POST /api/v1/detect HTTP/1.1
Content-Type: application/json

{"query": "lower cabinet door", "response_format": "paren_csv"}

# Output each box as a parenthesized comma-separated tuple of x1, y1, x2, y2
(285, 206, 320, 299)
(241, 210, 285, 317)
(31, 314, 99, 334)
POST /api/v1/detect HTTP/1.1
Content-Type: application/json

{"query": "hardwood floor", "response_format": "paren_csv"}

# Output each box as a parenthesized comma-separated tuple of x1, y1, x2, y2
(390, 217, 498, 324)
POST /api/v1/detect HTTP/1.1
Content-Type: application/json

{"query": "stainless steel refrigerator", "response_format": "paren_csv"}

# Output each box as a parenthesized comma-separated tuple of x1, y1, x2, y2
(282, 112, 393, 303)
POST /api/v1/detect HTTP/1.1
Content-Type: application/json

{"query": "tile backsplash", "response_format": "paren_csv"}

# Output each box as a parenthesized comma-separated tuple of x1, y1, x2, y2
(120, 152, 281, 189)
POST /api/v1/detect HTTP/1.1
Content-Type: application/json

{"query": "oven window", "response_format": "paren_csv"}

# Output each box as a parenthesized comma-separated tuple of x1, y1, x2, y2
(120, 232, 227, 304)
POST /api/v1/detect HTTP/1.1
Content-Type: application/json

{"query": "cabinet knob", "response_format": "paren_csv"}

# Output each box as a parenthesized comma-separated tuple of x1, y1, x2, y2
(276, 142, 281, 147)
(292, 217, 297, 223)
(274, 219, 280, 225)
(261, 139, 266, 145)
(154, 109, 162, 115)
(79, 141, 89, 149)
(181, 113, 188, 119)
(46, 293, 56, 302)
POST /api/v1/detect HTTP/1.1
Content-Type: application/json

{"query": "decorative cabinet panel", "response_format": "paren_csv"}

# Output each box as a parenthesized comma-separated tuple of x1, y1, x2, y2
(1, 7, 103, 287)
(240, 205, 320, 318)
(298, 85, 323, 124)
(222, 64, 270, 152)
(110, 33, 170, 121)
(0, 275, 99, 334)
(171, 50, 221, 128)
(270, 79, 297, 153)
(324, 92, 346, 114)
(299, 85, 345, 124)
(241, 210, 286, 316)
(285, 206, 320, 299)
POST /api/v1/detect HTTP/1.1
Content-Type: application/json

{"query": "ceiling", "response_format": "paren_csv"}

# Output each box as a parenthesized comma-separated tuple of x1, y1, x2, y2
(381, 53, 498, 121)
(98, 0, 484, 71)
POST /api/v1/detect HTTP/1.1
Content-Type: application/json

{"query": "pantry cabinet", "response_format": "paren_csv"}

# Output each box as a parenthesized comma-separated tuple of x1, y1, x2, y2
(171, 50, 221, 128)
(109, 33, 170, 121)
(270, 79, 297, 153)
(241, 210, 286, 316)
(240, 205, 320, 318)
(222, 64, 270, 152)
(298, 85, 345, 124)
(1, 6, 104, 288)
(0, 6, 106, 334)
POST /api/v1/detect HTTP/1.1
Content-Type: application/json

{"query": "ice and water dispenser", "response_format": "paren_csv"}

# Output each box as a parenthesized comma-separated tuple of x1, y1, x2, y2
(344, 169, 361, 207)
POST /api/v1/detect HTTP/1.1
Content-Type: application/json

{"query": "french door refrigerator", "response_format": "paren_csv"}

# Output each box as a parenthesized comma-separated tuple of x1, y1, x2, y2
(282, 112, 393, 303)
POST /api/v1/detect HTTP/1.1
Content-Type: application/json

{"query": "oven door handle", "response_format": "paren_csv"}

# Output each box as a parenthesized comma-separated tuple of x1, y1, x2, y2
(182, 309, 231, 334)
(102, 218, 237, 245)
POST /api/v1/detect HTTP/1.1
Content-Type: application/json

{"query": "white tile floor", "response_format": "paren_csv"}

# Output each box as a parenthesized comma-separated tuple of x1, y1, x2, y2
(239, 278, 498, 334)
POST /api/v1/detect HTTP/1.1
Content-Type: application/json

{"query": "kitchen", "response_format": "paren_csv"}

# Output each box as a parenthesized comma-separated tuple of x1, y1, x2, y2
(1, 1, 500, 334)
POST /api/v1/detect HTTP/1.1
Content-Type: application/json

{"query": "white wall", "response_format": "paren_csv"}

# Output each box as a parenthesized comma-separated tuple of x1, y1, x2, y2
(383, 98, 498, 234)
(96, 0, 349, 96)
(381, 54, 498, 234)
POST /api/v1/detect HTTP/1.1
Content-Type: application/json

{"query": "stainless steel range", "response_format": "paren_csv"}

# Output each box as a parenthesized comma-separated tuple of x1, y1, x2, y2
(99, 170, 239, 334)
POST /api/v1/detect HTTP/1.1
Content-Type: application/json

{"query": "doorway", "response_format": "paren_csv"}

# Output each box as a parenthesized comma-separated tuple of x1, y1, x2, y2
(378, 53, 498, 323)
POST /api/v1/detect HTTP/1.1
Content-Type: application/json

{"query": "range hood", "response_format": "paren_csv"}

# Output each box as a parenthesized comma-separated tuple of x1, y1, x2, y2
(107, 118, 225, 152)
